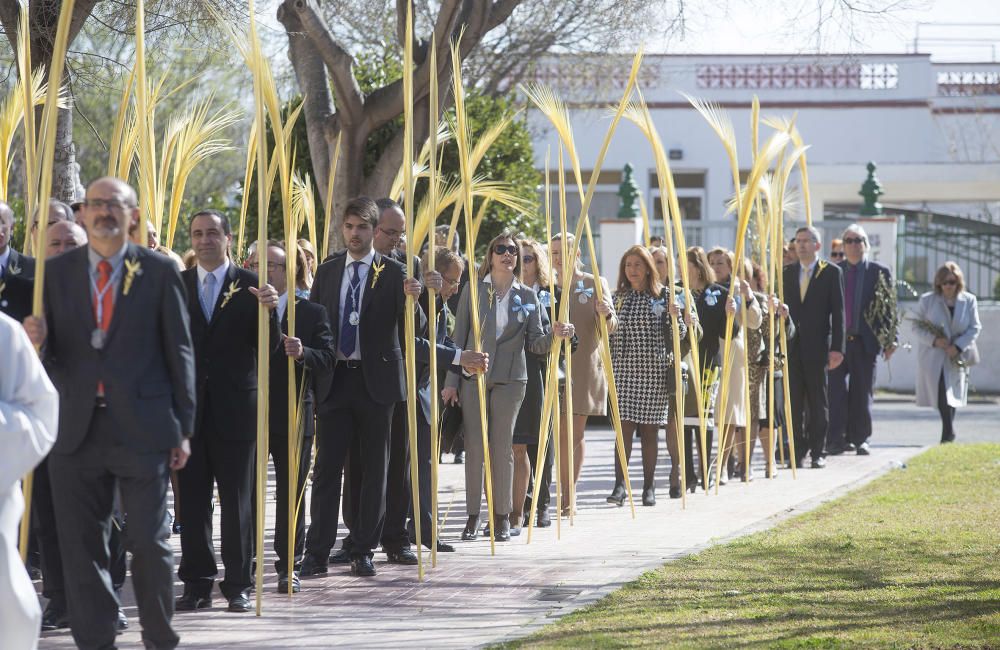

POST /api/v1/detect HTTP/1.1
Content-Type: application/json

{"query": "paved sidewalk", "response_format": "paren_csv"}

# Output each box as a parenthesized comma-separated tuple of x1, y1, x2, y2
(37, 401, 953, 649)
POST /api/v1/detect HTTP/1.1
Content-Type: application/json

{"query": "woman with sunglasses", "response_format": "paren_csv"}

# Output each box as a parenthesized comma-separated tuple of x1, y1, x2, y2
(549, 233, 617, 516)
(829, 239, 845, 263)
(913, 262, 981, 443)
(443, 231, 574, 542)
(608, 246, 685, 506)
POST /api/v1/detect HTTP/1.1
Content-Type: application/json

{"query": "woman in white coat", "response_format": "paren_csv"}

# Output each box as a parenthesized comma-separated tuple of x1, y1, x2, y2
(0, 311, 59, 650)
(913, 262, 982, 442)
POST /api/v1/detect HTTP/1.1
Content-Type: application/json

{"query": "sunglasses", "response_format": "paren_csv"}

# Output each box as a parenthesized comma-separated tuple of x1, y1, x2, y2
(493, 244, 518, 256)
(941, 279, 958, 286)
(522, 254, 536, 263)
(830, 252, 845, 259)
(843, 237, 865, 245)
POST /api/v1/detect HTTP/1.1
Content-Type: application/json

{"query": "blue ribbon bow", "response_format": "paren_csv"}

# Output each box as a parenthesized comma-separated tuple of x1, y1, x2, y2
(704, 287, 721, 306)
(575, 280, 594, 301)
(512, 294, 536, 321)
(650, 297, 667, 317)
(538, 289, 552, 309)
(675, 290, 687, 309)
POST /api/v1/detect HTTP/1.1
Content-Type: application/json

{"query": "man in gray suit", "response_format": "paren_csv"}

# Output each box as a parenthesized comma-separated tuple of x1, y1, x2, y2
(24, 177, 196, 650)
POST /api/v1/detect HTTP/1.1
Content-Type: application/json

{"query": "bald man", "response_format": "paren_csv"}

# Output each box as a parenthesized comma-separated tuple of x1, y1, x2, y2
(45, 220, 88, 258)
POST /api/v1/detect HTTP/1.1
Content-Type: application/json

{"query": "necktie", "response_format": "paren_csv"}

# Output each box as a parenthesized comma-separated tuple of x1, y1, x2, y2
(93, 260, 114, 395)
(340, 261, 362, 357)
(845, 264, 857, 331)
(201, 272, 217, 321)
(800, 265, 811, 302)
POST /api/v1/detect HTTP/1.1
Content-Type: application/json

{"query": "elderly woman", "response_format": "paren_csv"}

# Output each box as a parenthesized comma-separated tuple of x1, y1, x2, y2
(443, 230, 574, 542)
(913, 262, 981, 443)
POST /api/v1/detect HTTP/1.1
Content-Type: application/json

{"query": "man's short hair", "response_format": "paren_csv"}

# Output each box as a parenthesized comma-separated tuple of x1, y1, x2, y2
(431, 247, 464, 275)
(375, 198, 402, 216)
(0, 200, 12, 226)
(344, 196, 379, 227)
(795, 225, 822, 244)
(189, 209, 232, 236)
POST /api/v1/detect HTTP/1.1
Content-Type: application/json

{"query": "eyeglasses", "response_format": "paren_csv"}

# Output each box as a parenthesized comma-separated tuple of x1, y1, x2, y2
(85, 198, 134, 212)
(843, 237, 865, 245)
(248, 262, 286, 272)
(830, 252, 845, 259)
(442, 275, 461, 287)
(493, 244, 518, 256)
(941, 279, 958, 286)
(522, 254, 536, 263)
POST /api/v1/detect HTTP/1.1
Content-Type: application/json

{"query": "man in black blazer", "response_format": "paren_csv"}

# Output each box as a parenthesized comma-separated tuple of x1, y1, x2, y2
(827, 224, 896, 456)
(250, 240, 335, 593)
(784, 226, 845, 469)
(176, 210, 279, 613)
(23, 177, 196, 650)
(300, 196, 416, 578)
(0, 201, 35, 322)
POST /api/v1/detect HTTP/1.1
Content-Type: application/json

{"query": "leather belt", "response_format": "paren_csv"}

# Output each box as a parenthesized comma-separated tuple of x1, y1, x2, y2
(95, 396, 108, 408)
(337, 359, 363, 369)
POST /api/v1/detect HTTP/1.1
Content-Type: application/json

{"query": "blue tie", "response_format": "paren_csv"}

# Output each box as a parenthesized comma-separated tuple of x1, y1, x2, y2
(340, 261, 362, 357)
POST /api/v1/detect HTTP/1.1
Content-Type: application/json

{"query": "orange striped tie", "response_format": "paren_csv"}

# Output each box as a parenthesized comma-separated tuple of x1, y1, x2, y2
(94, 260, 113, 394)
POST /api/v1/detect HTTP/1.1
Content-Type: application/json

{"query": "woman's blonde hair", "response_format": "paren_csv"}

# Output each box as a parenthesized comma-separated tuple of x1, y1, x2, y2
(519, 237, 551, 288)
(617, 245, 663, 296)
(933, 261, 965, 294)
(549, 231, 583, 274)
(686, 246, 716, 286)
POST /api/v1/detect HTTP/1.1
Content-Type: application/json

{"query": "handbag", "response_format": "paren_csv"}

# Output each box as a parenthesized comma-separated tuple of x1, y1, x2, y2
(960, 340, 980, 367)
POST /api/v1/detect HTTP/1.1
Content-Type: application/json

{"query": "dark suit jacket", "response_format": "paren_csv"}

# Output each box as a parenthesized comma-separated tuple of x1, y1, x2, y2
(784, 259, 845, 362)
(42, 243, 195, 454)
(4, 248, 35, 278)
(415, 291, 462, 425)
(268, 298, 335, 437)
(1, 249, 35, 321)
(839, 258, 893, 357)
(310, 250, 408, 409)
(183, 262, 279, 440)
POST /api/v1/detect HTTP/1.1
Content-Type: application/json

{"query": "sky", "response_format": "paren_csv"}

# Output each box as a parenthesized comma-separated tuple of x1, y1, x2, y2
(656, 0, 1000, 61)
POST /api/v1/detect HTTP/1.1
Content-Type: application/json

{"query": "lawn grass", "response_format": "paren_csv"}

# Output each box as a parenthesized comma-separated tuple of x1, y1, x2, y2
(502, 443, 1000, 649)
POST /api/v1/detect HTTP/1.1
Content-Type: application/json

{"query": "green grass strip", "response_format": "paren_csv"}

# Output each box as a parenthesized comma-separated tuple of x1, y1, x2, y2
(503, 443, 1000, 649)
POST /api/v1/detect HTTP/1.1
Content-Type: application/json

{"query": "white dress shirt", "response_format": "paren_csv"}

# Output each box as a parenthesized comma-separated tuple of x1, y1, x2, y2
(484, 273, 518, 339)
(277, 292, 289, 324)
(338, 248, 375, 360)
(196, 258, 231, 314)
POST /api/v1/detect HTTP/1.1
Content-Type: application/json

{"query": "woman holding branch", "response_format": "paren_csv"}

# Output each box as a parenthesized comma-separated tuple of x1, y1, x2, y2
(549, 232, 616, 515)
(443, 231, 574, 542)
(608, 246, 686, 507)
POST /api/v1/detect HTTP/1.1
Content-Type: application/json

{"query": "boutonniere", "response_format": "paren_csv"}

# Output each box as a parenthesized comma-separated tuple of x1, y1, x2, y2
(486, 284, 496, 307)
(704, 287, 721, 306)
(511, 293, 536, 323)
(8, 260, 22, 276)
(818, 259, 828, 273)
(220, 280, 241, 310)
(574, 279, 594, 304)
(538, 289, 552, 309)
(614, 294, 625, 312)
(122, 257, 142, 296)
(650, 297, 667, 317)
(370, 258, 386, 289)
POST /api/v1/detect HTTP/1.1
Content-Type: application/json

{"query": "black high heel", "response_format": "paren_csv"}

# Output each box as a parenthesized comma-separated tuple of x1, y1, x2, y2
(606, 482, 626, 506)
(461, 515, 479, 541)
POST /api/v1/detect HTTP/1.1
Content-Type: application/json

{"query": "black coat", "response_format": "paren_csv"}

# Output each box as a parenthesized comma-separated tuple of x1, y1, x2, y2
(183, 263, 280, 440)
(838, 258, 893, 357)
(1, 249, 36, 321)
(784, 260, 845, 361)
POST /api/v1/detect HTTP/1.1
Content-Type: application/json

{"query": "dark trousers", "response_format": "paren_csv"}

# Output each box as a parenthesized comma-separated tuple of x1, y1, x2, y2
(684, 426, 713, 486)
(265, 433, 312, 572)
(382, 403, 413, 552)
(828, 338, 877, 448)
(177, 415, 255, 599)
(405, 410, 435, 547)
(33, 456, 65, 603)
(525, 437, 554, 514)
(49, 409, 177, 650)
(788, 353, 829, 462)
(305, 367, 394, 560)
(938, 372, 956, 441)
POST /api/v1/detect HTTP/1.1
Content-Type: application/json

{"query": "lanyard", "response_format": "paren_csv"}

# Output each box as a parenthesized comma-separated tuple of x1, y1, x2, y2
(91, 263, 124, 326)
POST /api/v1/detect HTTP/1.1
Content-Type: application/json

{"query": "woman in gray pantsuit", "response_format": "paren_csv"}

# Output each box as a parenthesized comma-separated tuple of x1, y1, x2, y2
(443, 230, 575, 542)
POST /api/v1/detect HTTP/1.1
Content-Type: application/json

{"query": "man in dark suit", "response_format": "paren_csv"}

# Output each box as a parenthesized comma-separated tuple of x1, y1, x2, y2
(784, 226, 845, 469)
(827, 224, 896, 456)
(176, 210, 279, 613)
(300, 196, 416, 578)
(0, 200, 35, 322)
(250, 240, 335, 593)
(23, 176, 196, 650)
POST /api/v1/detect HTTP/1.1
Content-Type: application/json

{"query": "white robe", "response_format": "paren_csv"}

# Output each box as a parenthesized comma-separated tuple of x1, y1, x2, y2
(0, 312, 59, 650)
(912, 291, 982, 408)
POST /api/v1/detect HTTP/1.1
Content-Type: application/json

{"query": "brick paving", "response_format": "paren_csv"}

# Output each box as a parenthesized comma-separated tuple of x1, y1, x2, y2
(36, 404, 942, 649)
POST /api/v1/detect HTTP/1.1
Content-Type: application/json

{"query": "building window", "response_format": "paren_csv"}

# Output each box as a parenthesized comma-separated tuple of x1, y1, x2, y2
(649, 171, 706, 221)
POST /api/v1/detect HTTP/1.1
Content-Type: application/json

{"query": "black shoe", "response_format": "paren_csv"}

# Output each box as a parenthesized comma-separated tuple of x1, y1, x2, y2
(941, 433, 956, 444)
(117, 608, 128, 632)
(351, 556, 376, 577)
(435, 540, 456, 552)
(510, 522, 522, 537)
(226, 591, 252, 613)
(642, 485, 656, 506)
(328, 546, 352, 565)
(825, 442, 848, 456)
(856, 442, 871, 456)
(461, 515, 479, 541)
(175, 587, 212, 612)
(845, 442, 857, 452)
(494, 515, 511, 542)
(536, 509, 552, 528)
(669, 484, 681, 499)
(453, 451, 465, 464)
(299, 553, 328, 577)
(386, 547, 419, 565)
(277, 571, 301, 593)
(606, 482, 626, 506)
(41, 601, 69, 631)
(811, 457, 827, 469)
